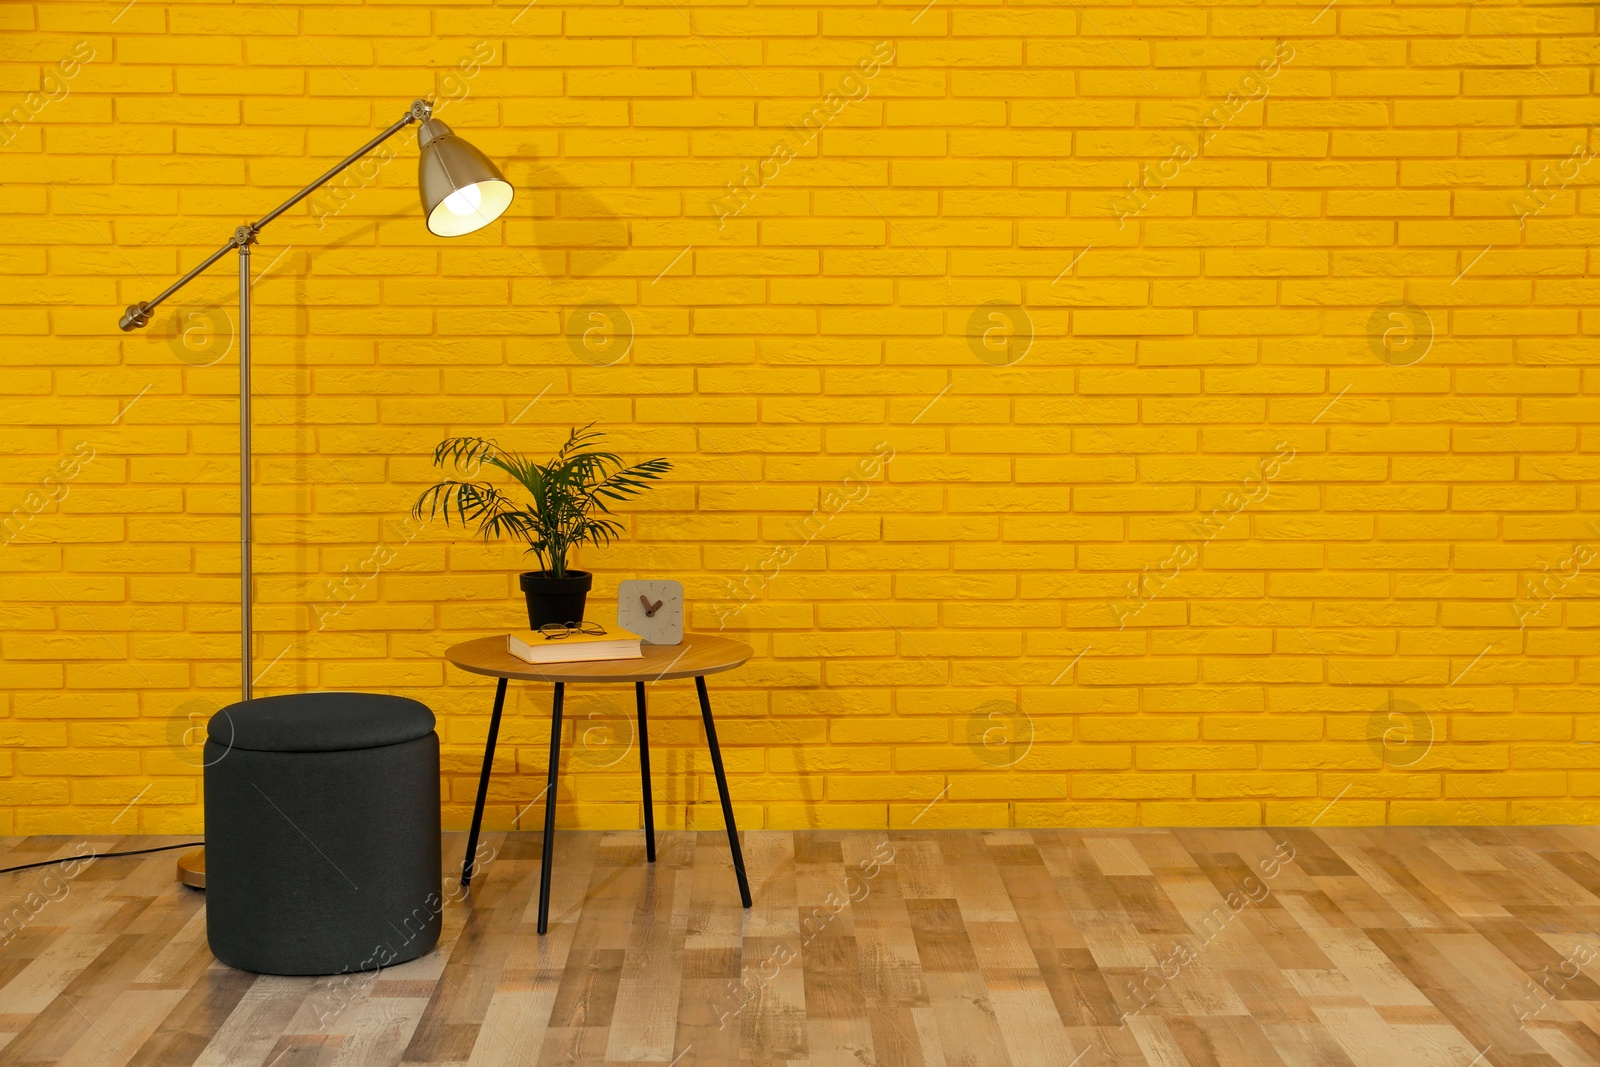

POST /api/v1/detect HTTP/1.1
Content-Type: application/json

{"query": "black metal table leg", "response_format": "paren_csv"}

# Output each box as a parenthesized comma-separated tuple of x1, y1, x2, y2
(461, 676, 508, 888)
(636, 681, 656, 863)
(695, 675, 751, 908)
(537, 681, 564, 934)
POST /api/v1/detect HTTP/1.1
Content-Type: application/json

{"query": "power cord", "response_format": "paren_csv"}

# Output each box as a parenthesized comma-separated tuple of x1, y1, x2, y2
(0, 841, 204, 875)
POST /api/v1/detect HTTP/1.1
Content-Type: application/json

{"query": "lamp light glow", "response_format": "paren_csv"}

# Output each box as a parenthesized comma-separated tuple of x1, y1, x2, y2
(443, 183, 483, 216)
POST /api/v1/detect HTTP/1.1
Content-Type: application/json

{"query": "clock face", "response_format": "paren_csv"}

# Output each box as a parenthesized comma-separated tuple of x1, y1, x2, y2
(617, 579, 685, 645)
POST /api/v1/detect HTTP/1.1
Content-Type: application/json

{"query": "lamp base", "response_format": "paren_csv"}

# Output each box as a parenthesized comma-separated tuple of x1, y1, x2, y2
(177, 847, 206, 889)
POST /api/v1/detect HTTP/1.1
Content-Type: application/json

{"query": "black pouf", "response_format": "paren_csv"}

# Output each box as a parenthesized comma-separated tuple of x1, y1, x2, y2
(203, 691, 442, 976)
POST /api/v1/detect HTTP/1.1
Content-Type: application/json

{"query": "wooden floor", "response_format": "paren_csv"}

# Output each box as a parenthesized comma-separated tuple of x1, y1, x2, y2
(4, 828, 1600, 1066)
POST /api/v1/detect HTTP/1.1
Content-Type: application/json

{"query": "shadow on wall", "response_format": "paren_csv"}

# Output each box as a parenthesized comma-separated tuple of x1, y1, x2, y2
(501, 154, 624, 279)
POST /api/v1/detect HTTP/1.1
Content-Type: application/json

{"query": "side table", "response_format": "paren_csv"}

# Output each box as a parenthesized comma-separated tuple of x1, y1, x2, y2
(443, 633, 754, 934)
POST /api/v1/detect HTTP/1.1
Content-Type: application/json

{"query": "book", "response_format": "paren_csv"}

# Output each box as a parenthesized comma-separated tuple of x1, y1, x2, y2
(506, 627, 644, 665)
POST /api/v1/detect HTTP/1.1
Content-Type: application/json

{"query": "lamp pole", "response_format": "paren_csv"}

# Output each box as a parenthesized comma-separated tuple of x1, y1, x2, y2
(237, 228, 252, 698)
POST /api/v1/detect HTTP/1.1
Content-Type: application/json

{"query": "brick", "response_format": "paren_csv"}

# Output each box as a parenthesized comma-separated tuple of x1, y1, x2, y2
(1073, 774, 1191, 800)
(1264, 799, 1387, 826)
(1197, 773, 1316, 798)
(1390, 801, 1507, 825)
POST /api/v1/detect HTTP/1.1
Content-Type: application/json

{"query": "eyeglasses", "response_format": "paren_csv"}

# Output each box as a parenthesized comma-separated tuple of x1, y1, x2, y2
(538, 621, 606, 641)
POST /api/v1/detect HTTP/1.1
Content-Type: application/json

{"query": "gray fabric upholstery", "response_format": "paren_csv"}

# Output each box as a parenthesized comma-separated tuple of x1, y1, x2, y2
(204, 694, 441, 976)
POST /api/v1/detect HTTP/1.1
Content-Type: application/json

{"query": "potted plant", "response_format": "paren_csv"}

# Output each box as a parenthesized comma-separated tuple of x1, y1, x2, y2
(414, 424, 671, 628)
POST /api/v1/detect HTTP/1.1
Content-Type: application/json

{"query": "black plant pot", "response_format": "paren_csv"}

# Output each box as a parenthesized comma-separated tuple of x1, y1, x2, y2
(519, 570, 593, 630)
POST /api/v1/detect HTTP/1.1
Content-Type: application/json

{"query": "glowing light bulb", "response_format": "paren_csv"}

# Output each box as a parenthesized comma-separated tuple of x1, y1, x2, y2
(442, 183, 483, 216)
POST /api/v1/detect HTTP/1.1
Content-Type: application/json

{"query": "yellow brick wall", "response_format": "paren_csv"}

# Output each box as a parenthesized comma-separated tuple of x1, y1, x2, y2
(1, 0, 1597, 836)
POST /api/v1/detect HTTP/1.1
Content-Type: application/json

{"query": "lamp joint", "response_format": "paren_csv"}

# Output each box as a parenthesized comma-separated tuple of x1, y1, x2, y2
(118, 302, 152, 332)
(234, 224, 258, 247)
(409, 99, 433, 123)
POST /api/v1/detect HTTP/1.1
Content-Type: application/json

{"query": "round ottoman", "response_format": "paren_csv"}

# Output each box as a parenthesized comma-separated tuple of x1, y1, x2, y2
(203, 691, 442, 976)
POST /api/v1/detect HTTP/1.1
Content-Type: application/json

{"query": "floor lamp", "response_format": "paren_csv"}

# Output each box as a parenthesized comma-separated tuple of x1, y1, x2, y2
(119, 98, 512, 704)
(117, 99, 512, 888)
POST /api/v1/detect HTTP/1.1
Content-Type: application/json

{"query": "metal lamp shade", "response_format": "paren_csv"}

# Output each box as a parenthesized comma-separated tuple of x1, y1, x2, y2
(417, 119, 513, 237)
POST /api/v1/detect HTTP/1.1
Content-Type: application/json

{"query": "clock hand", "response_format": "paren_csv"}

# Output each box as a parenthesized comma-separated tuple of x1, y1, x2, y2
(648, 599, 664, 616)
(641, 594, 663, 617)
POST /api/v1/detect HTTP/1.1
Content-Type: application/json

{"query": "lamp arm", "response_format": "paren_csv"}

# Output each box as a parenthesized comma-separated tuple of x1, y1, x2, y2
(118, 237, 239, 329)
(251, 99, 429, 232)
(118, 99, 432, 332)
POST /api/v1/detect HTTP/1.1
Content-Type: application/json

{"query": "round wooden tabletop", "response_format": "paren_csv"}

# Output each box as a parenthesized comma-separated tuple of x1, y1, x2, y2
(444, 632, 753, 684)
